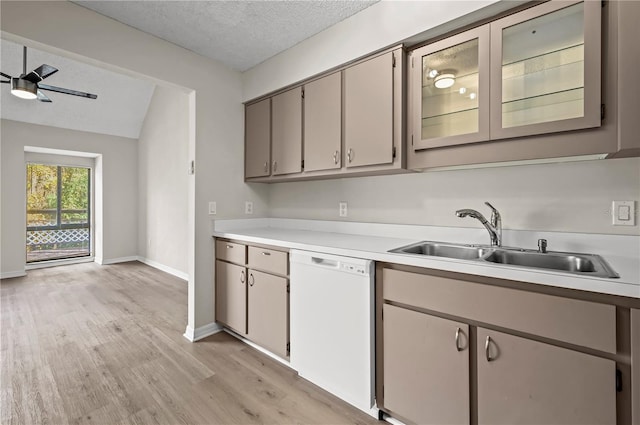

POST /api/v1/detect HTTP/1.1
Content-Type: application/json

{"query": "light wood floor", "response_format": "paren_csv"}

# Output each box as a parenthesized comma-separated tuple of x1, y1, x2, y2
(1, 261, 380, 425)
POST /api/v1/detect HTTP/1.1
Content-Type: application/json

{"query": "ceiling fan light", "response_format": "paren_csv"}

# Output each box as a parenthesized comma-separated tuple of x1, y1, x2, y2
(11, 78, 38, 100)
(434, 73, 455, 89)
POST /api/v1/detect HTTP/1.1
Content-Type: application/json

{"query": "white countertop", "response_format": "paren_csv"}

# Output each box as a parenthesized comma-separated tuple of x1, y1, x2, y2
(212, 219, 640, 300)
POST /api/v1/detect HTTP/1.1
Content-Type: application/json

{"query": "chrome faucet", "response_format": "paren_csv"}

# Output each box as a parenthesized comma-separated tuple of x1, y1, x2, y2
(456, 202, 502, 247)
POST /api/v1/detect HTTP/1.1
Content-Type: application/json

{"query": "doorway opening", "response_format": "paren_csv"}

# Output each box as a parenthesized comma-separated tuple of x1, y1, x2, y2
(26, 163, 91, 263)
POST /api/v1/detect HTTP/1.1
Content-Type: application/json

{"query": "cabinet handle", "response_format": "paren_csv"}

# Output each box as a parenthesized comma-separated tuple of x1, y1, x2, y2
(455, 327, 463, 352)
(261, 251, 271, 256)
(263, 161, 268, 172)
(240, 270, 245, 283)
(249, 273, 255, 286)
(273, 160, 278, 172)
(226, 244, 233, 249)
(347, 148, 353, 163)
(485, 336, 494, 362)
(333, 150, 340, 165)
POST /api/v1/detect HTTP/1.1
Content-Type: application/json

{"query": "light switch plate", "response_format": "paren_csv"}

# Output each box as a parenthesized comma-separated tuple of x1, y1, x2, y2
(208, 201, 216, 215)
(339, 202, 348, 217)
(245, 201, 253, 215)
(612, 201, 635, 226)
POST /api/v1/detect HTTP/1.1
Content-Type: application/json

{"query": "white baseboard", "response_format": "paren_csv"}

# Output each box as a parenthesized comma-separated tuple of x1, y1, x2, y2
(98, 256, 138, 265)
(137, 257, 188, 281)
(1, 270, 27, 279)
(183, 322, 223, 342)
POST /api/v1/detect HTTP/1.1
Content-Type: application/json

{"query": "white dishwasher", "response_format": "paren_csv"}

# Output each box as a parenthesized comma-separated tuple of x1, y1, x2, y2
(290, 250, 376, 417)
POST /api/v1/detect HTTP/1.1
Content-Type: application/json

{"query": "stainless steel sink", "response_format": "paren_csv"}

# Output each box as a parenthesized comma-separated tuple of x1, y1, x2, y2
(389, 240, 619, 278)
(484, 250, 596, 272)
(389, 241, 494, 260)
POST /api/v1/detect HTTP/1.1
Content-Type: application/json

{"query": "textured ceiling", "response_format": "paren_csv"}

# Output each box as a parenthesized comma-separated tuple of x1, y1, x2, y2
(73, 0, 379, 72)
(0, 39, 155, 139)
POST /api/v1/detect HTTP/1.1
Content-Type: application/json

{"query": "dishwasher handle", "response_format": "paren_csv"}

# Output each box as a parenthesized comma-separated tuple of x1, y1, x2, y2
(310, 257, 339, 268)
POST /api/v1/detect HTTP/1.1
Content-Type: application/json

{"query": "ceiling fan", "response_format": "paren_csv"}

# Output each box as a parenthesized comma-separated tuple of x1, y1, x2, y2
(1, 46, 97, 102)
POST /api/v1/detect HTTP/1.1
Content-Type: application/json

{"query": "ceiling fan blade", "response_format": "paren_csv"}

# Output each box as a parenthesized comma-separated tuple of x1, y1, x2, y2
(1, 72, 12, 80)
(37, 90, 52, 103)
(23, 64, 59, 83)
(38, 83, 97, 99)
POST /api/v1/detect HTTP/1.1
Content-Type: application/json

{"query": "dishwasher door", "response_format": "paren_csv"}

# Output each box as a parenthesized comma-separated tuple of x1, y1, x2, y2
(290, 250, 375, 415)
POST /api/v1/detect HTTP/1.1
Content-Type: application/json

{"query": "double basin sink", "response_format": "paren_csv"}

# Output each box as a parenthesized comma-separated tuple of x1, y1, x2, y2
(389, 241, 619, 278)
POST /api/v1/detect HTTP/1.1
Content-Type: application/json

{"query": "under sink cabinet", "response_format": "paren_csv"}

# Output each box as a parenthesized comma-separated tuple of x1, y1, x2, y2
(376, 263, 640, 425)
(215, 239, 290, 359)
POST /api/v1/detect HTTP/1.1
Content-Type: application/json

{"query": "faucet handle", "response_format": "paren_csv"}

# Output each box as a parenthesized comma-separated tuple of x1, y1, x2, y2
(538, 239, 548, 253)
(484, 201, 500, 225)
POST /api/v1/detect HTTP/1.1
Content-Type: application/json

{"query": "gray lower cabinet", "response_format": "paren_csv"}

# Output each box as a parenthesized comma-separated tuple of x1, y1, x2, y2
(383, 304, 469, 425)
(378, 265, 629, 424)
(477, 328, 616, 425)
(247, 269, 289, 358)
(215, 239, 290, 359)
(215, 259, 247, 335)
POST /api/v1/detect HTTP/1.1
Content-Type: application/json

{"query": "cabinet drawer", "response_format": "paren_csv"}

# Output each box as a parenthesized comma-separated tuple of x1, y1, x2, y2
(215, 240, 246, 265)
(383, 268, 616, 353)
(248, 246, 288, 275)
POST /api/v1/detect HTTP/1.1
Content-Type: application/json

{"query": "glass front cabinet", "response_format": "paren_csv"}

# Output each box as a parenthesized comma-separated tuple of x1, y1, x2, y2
(411, 0, 602, 151)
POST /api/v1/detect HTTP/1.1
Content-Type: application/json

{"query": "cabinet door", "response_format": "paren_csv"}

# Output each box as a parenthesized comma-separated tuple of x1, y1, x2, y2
(411, 25, 490, 150)
(383, 304, 470, 425)
(344, 52, 394, 168)
(215, 260, 247, 335)
(304, 73, 342, 172)
(245, 99, 271, 178)
(247, 269, 288, 358)
(272, 87, 302, 175)
(490, 1, 601, 139)
(477, 328, 616, 425)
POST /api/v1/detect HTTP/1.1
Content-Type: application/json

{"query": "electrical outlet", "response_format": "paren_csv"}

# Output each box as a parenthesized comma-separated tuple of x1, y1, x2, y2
(339, 202, 348, 217)
(612, 201, 635, 226)
(245, 201, 254, 215)
(208, 201, 217, 215)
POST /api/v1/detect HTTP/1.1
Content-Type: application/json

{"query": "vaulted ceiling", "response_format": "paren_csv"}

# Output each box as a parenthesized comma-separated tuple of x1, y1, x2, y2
(1, 1, 378, 138)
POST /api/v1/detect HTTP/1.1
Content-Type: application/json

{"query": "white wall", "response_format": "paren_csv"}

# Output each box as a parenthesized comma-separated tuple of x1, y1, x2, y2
(242, 0, 504, 100)
(269, 157, 640, 236)
(137, 86, 188, 277)
(0, 119, 138, 276)
(1, 0, 270, 332)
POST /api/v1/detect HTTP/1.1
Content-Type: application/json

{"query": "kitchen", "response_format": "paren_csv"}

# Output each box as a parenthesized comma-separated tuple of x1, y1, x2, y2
(1, 0, 639, 424)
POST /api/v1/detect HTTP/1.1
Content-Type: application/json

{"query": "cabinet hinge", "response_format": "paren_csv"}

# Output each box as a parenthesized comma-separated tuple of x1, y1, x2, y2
(286, 342, 290, 354)
(301, 160, 304, 170)
(392, 53, 396, 68)
(601, 104, 605, 120)
(411, 134, 414, 146)
(301, 89, 304, 99)
(392, 146, 396, 159)
(616, 369, 622, 392)
(287, 283, 290, 293)
(382, 385, 384, 397)
(411, 56, 414, 68)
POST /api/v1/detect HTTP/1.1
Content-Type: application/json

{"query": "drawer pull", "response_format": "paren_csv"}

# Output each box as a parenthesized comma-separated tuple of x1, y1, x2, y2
(485, 336, 494, 362)
(226, 245, 233, 249)
(455, 327, 463, 352)
(261, 252, 271, 256)
(249, 273, 255, 286)
(240, 270, 245, 283)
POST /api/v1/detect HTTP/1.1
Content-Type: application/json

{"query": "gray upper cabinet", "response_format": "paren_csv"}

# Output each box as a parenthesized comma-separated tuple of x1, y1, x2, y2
(344, 51, 395, 168)
(245, 98, 271, 178)
(272, 87, 302, 175)
(303, 72, 342, 172)
(490, 0, 601, 140)
(411, 25, 490, 150)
